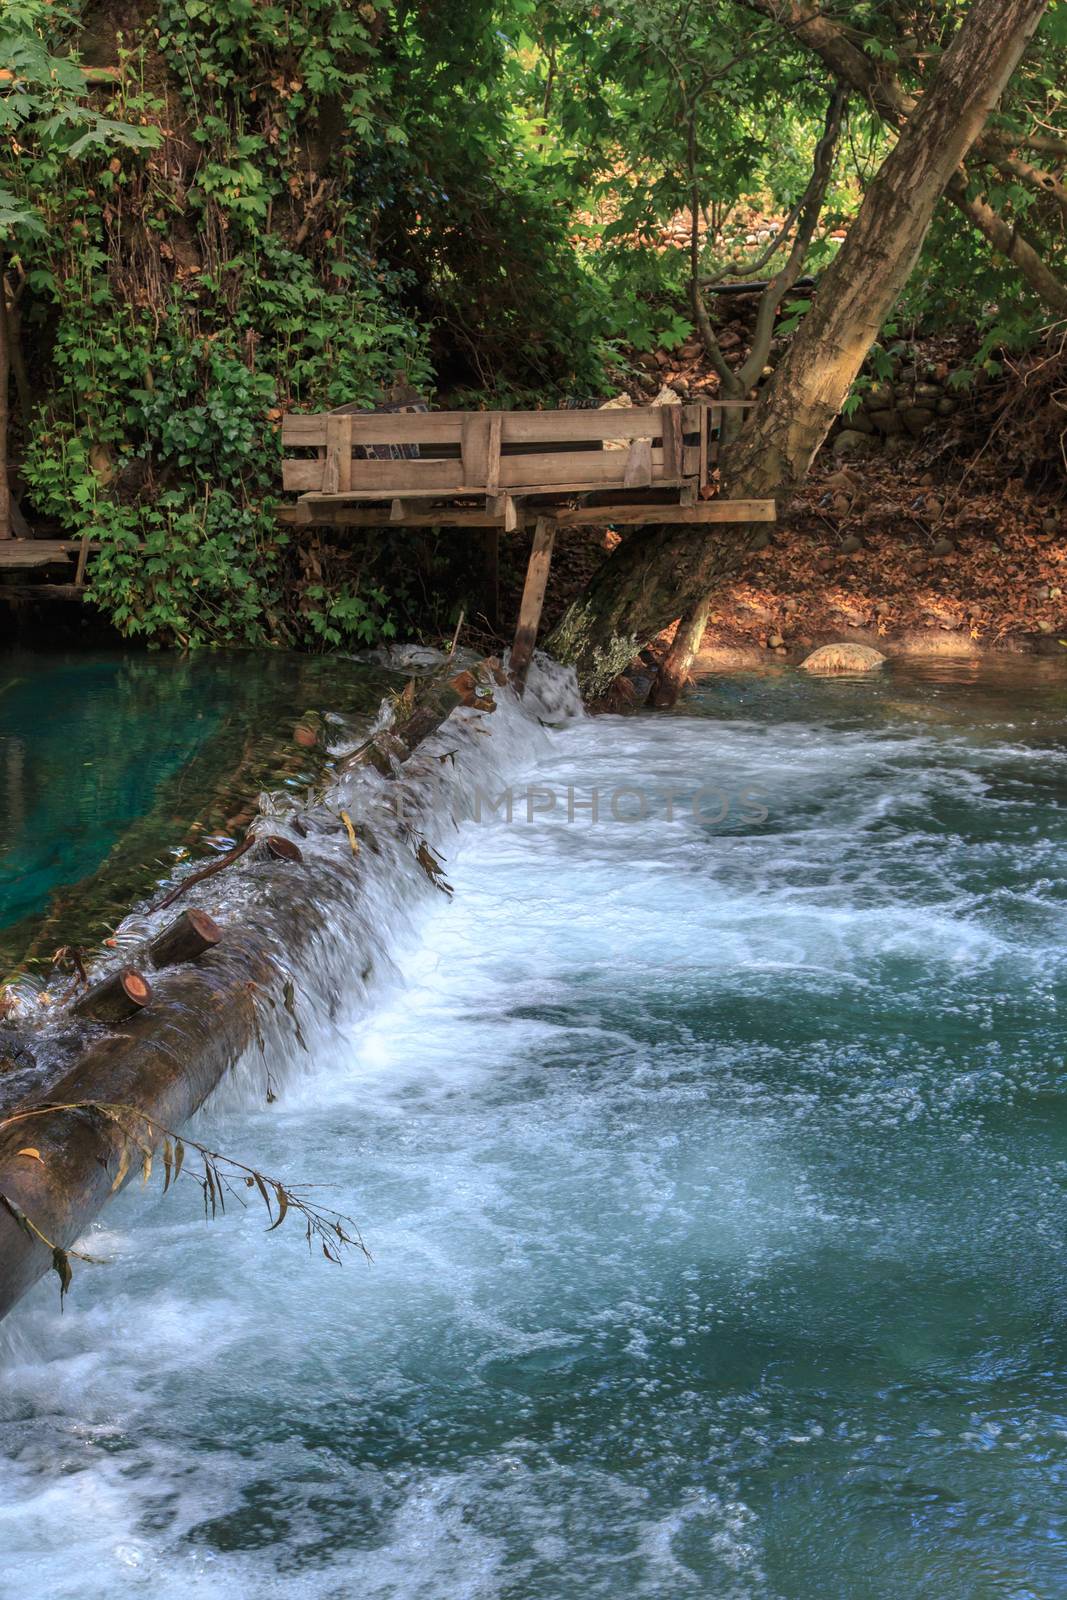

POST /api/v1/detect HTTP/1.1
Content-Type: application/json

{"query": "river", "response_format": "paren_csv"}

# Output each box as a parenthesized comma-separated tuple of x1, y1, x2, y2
(1, 656, 1065, 1599)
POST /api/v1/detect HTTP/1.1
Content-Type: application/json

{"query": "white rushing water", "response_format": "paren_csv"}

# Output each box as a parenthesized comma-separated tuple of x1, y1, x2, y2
(1, 660, 1066, 1600)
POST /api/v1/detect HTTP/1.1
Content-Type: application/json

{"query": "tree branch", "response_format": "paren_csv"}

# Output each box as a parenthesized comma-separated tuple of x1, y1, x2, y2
(737, 84, 845, 391)
(739, 0, 1067, 312)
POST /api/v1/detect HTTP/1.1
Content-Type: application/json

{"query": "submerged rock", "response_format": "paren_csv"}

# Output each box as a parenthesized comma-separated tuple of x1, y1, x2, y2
(800, 642, 886, 674)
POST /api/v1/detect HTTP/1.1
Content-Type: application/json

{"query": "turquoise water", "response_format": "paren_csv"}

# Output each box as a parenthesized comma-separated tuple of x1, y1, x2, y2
(1, 658, 1066, 1598)
(0, 651, 390, 972)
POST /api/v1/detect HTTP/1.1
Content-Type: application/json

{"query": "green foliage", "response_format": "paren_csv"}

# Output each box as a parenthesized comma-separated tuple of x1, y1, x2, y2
(2, 0, 1065, 653)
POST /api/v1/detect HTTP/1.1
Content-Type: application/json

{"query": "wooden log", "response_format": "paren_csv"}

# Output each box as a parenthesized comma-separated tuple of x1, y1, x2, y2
(0, 660, 503, 1323)
(73, 968, 152, 1024)
(148, 909, 222, 969)
(510, 517, 557, 690)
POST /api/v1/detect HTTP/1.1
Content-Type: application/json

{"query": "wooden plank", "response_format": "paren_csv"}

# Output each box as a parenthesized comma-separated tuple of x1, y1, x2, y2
(485, 414, 502, 495)
(698, 401, 709, 486)
(278, 498, 775, 529)
(284, 446, 696, 495)
(661, 404, 683, 477)
(285, 458, 464, 493)
(0, 541, 81, 569)
(623, 437, 653, 488)
(510, 517, 557, 690)
(283, 412, 463, 446)
(497, 403, 750, 442)
(461, 413, 488, 485)
(322, 414, 352, 495)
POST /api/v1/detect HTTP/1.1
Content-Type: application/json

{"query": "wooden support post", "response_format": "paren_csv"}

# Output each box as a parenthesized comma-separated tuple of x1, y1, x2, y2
(148, 908, 222, 969)
(74, 531, 91, 587)
(487, 493, 518, 531)
(661, 404, 683, 478)
(510, 516, 557, 691)
(698, 399, 709, 488)
(74, 968, 152, 1024)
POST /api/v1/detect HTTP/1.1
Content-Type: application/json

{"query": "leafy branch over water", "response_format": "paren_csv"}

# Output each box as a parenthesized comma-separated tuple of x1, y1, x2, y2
(0, 1100, 370, 1305)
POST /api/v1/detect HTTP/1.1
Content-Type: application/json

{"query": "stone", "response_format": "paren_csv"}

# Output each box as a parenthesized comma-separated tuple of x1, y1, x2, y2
(844, 411, 875, 434)
(863, 381, 895, 409)
(931, 537, 954, 557)
(902, 405, 936, 437)
(936, 397, 958, 416)
(839, 534, 863, 555)
(832, 429, 874, 459)
(869, 408, 904, 435)
(800, 643, 886, 674)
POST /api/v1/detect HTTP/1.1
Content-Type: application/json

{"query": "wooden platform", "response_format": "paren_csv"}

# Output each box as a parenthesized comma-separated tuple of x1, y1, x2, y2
(280, 401, 775, 529)
(0, 540, 93, 569)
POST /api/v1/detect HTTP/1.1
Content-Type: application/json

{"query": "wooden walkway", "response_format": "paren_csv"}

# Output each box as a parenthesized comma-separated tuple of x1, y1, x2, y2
(0, 540, 95, 569)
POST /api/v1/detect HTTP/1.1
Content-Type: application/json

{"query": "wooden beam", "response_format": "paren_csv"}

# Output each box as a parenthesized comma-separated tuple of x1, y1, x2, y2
(510, 517, 557, 691)
(277, 498, 776, 529)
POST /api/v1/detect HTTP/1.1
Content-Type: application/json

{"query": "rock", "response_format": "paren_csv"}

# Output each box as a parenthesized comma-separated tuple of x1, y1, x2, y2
(832, 429, 874, 459)
(863, 381, 895, 409)
(936, 397, 958, 416)
(800, 643, 886, 674)
(931, 537, 954, 557)
(839, 534, 863, 554)
(768, 633, 785, 649)
(868, 408, 904, 435)
(902, 405, 935, 437)
(749, 530, 772, 551)
(914, 382, 942, 401)
(844, 412, 875, 434)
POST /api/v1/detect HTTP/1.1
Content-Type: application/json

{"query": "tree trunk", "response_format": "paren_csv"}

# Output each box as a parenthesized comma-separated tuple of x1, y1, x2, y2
(548, 0, 1049, 698)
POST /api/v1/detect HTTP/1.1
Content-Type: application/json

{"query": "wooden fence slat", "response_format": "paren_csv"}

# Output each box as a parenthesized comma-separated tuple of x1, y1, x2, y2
(283, 413, 464, 446)
(323, 415, 352, 495)
(661, 405, 683, 477)
(485, 414, 502, 495)
(461, 413, 488, 485)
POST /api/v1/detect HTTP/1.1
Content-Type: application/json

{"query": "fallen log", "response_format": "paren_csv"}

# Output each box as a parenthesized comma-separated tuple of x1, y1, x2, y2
(0, 658, 501, 1322)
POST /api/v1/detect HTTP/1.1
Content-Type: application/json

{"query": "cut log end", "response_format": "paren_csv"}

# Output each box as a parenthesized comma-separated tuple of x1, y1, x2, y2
(264, 835, 304, 863)
(148, 908, 223, 969)
(73, 968, 153, 1024)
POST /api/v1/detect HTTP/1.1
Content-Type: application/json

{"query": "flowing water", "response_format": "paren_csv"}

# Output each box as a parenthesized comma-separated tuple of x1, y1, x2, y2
(1, 656, 1067, 1599)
